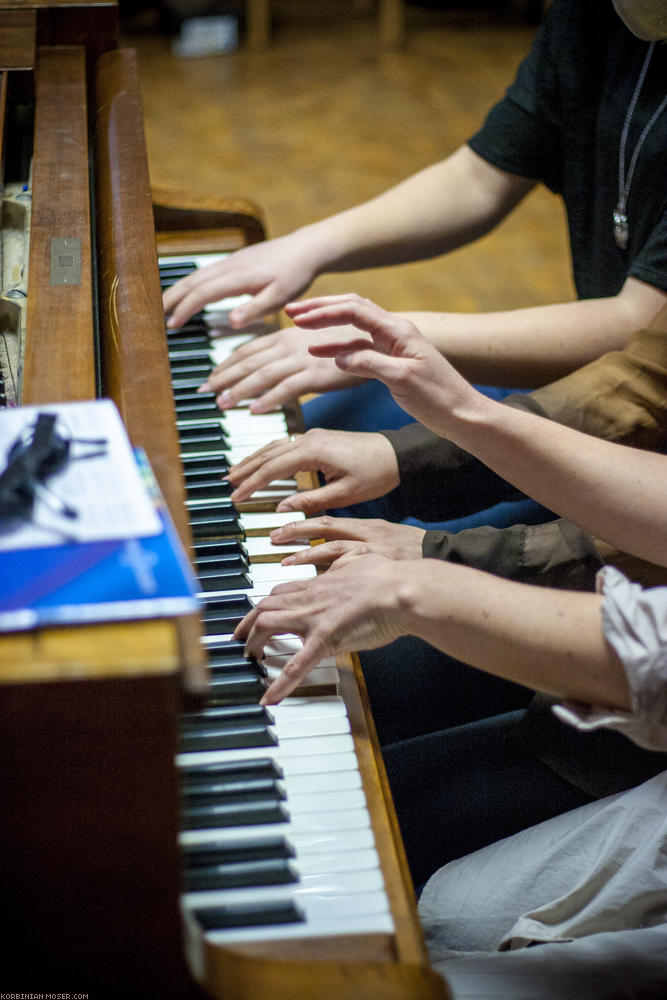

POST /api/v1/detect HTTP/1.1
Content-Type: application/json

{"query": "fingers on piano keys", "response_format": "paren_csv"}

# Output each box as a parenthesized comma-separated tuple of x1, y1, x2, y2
(161, 255, 393, 945)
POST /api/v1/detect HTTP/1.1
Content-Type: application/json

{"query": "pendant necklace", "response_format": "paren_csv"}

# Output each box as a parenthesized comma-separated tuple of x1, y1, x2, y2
(614, 41, 667, 250)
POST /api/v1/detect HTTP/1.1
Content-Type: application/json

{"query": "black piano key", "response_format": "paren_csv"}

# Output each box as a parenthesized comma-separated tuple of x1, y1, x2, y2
(183, 796, 289, 829)
(207, 674, 267, 703)
(180, 758, 284, 785)
(202, 594, 254, 632)
(159, 260, 196, 276)
(180, 723, 278, 753)
(197, 566, 253, 592)
(186, 479, 234, 501)
(177, 400, 224, 421)
(188, 504, 241, 538)
(180, 703, 276, 752)
(184, 457, 229, 475)
(184, 703, 272, 725)
(180, 447, 232, 465)
(208, 656, 266, 675)
(173, 376, 211, 393)
(203, 617, 248, 636)
(167, 335, 210, 353)
(194, 550, 246, 572)
(170, 350, 213, 369)
(194, 538, 246, 560)
(183, 773, 282, 801)
(193, 900, 305, 931)
(205, 641, 264, 666)
(168, 336, 211, 353)
(179, 425, 230, 453)
(184, 857, 297, 892)
(171, 362, 215, 382)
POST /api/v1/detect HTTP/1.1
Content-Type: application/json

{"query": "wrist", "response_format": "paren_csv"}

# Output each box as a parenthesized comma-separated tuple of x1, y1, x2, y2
(295, 216, 354, 275)
(438, 387, 504, 450)
(392, 560, 436, 634)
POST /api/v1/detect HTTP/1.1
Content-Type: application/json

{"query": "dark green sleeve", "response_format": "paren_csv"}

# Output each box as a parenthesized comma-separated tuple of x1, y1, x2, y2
(422, 518, 603, 591)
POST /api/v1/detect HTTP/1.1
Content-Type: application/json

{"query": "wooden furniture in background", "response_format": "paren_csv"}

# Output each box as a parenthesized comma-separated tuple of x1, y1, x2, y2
(246, 0, 405, 50)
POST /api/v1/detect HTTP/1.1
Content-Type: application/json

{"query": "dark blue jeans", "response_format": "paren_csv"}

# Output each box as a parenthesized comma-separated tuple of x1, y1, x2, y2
(362, 638, 667, 889)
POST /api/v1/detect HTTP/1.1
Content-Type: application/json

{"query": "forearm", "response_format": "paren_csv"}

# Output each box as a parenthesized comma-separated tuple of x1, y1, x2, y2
(438, 392, 667, 566)
(298, 146, 533, 275)
(399, 560, 629, 710)
(385, 318, 667, 518)
(401, 278, 667, 388)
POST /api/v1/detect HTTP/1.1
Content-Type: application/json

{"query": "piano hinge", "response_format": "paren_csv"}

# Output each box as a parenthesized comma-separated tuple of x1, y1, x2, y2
(50, 237, 82, 286)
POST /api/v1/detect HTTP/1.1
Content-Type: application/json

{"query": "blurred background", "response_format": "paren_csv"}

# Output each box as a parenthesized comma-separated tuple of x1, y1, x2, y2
(119, 0, 571, 316)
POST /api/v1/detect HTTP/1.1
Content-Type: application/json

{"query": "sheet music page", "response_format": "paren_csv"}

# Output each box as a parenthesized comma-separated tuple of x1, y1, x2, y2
(0, 398, 161, 550)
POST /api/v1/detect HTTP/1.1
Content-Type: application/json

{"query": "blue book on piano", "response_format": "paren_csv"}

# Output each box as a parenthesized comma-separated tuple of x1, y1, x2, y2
(0, 449, 200, 632)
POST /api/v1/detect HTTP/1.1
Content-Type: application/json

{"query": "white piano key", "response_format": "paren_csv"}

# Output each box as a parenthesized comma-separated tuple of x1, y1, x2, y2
(244, 535, 306, 559)
(180, 805, 374, 845)
(270, 711, 352, 742)
(275, 768, 362, 795)
(227, 445, 284, 463)
(198, 910, 394, 944)
(248, 562, 316, 582)
(239, 511, 305, 535)
(222, 411, 288, 432)
(262, 634, 303, 657)
(180, 825, 376, 857)
(178, 731, 356, 769)
(209, 334, 255, 359)
(294, 848, 380, 875)
(186, 888, 392, 942)
(178, 747, 360, 778)
(184, 867, 385, 912)
(265, 663, 340, 688)
(264, 696, 348, 721)
(281, 789, 367, 814)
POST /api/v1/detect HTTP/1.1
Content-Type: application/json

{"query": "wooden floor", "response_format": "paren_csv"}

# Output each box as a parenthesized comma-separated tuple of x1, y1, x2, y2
(122, 3, 573, 317)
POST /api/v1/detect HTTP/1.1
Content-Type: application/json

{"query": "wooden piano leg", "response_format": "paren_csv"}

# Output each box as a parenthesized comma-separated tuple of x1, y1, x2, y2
(379, 0, 405, 50)
(246, 0, 271, 49)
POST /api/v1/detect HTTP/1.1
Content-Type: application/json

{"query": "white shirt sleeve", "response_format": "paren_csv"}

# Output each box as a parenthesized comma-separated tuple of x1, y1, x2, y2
(552, 565, 667, 752)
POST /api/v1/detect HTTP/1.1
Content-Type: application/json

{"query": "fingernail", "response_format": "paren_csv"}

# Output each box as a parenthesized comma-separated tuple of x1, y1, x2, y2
(282, 555, 295, 565)
(218, 390, 233, 409)
(197, 382, 210, 393)
(270, 528, 283, 540)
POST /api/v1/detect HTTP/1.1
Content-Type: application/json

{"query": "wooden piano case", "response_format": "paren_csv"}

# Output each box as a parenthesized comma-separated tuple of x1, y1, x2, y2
(0, 6, 449, 998)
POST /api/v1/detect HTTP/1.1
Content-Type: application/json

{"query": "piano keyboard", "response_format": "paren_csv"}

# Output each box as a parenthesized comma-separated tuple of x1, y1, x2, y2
(161, 255, 394, 945)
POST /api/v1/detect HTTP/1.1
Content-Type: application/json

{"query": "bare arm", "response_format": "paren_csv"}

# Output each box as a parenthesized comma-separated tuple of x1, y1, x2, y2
(290, 295, 667, 565)
(236, 554, 628, 708)
(402, 276, 667, 387)
(163, 146, 533, 330)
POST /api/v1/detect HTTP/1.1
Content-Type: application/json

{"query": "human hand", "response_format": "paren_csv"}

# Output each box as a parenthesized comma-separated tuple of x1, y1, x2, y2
(199, 324, 369, 414)
(268, 514, 425, 567)
(235, 553, 416, 703)
(227, 428, 400, 515)
(163, 229, 321, 330)
(286, 293, 485, 438)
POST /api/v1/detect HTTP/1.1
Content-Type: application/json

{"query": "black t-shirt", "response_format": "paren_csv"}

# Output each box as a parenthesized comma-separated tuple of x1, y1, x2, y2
(468, 0, 667, 299)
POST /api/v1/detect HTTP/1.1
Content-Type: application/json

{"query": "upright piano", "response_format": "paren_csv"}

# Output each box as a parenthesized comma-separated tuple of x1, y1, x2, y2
(0, 5, 449, 998)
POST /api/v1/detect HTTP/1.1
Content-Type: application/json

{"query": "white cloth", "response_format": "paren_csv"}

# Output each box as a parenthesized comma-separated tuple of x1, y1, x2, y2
(553, 566, 667, 752)
(420, 774, 667, 998)
(419, 567, 667, 998)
